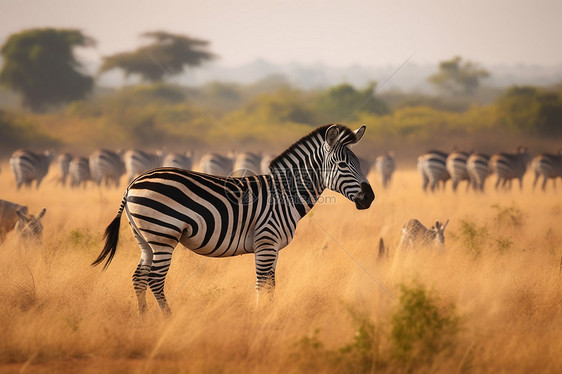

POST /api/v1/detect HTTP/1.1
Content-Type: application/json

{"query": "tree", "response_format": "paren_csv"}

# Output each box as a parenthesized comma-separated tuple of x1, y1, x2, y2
(0, 28, 95, 112)
(428, 56, 489, 95)
(99, 31, 216, 82)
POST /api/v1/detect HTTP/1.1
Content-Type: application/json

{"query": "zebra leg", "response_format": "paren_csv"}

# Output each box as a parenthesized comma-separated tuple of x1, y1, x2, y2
(254, 247, 279, 306)
(147, 245, 177, 316)
(130, 227, 153, 315)
(542, 176, 548, 191)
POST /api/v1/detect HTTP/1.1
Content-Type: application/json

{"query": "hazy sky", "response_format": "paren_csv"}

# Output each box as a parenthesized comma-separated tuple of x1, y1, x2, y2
(2, 0, 561, 68)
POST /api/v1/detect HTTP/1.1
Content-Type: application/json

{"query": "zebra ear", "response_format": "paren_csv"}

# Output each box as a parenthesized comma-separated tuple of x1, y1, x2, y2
(38, 208, 47, 219)
(442, 219, 450, 231)
(353, 125, 366, 143)
(325, 125, 340, 149)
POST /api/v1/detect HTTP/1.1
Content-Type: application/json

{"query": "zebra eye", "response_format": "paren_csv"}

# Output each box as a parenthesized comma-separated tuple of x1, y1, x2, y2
(338, 161, 348, 168)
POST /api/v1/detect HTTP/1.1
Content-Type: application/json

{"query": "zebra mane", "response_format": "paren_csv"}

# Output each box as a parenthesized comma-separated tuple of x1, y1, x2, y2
(269, 124, 357, 169)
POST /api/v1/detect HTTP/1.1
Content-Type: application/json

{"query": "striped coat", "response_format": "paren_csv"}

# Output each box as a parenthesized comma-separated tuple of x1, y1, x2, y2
(92, 124, 374, 315)
(69, 157, 91, 188)
(375, 153, 395, 188)
(489, 147, 530, 190)
(124, 150, 163, 182)
(57, 153, 73, 186)
(532, 152, 562, 191)
(446, 151, 470, 192)
(9, 150, 54, 189)
(417, 150, 450, 192)
(89, 149, 125, 188)
(466, 153, 490, 192)
(199, 153, 234, 176)
(232, 152, 262, 177)
(162, 152, 193, 170)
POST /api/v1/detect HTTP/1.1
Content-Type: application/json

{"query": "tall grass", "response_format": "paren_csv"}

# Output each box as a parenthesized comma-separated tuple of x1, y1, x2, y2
(0, 164, 561, 373)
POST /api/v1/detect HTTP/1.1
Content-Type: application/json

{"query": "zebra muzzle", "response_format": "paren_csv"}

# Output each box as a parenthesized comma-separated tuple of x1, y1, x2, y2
(354, 182, 374, 210)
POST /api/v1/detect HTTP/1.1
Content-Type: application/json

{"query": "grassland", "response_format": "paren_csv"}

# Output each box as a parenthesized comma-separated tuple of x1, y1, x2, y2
(0, 163, 561, 373)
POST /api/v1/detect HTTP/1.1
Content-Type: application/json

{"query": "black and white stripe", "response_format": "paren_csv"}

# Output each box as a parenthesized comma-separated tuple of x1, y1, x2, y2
(489, 147, 530, 190)
(532, 152, 562, 191)
(417, 150, 450, 192)
(124, 150, 163, 182)
(9, 150, 54, 189)
(57, 153, 73, 186)
(446, 150, 470, 192)
(232, 152, 262, 177)
(89, 149, 125, 188)
(466, 153, 490, 192)
(198, 153, 234, 176)
(162, 152, 193, 170)
(375, 153, 395, 189)
(92, 124, 375, 315)
(69, 157, 91, 188)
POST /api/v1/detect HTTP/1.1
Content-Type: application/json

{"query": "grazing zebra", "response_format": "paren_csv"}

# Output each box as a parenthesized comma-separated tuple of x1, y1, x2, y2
(198, 153, 234, 176)
(9, 150, 54, 189)
(57, 153, 73, 186)
(162, 152, 193, 170)
(532, 151, 562, 191)
(232, 152, 262, 177)
(92, 124, 375, 315)
(375, 152, 395, 188)
(69, 157, 91, 188)
(399, 219, 449, 249)
(446, 150, 470, 192)
(260, 153, 276, 174)
(89, 149, 125, 188)
(15, 208, 47, 243)
(489, 147, 530, 190)
(417, 150, 450, 192)
(466, 153, 490, 192)
(124, 149, 163, 182)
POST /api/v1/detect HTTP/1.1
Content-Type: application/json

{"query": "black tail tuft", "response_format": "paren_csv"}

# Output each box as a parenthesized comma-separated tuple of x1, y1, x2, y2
(378, 238, 386, 258)
(92, 215, 122, 269)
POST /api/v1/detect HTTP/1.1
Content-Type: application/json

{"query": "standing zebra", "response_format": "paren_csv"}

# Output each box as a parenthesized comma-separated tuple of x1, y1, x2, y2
(232, 152, 262, 177)
(532, 151, 562, 191)
(89, 149, 125, 188)
(198, 153, 234, 176)
(489, 147, 530, 190)
(57, 153, 73, 186)
(124, 149, 163, 183)
(162, 151, 193, 170)
(69, 157, 91, 188)
(466, 153, 490, 192)
(375, 152, 395, 189)
(417, 150, 450, 192)
(446, 150, 470, 192)
(92, 124, 375, 315)
(9, 150, 54, 189)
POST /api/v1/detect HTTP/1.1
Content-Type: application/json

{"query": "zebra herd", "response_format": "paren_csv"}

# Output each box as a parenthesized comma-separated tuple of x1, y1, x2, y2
(417, 147, 562, 192)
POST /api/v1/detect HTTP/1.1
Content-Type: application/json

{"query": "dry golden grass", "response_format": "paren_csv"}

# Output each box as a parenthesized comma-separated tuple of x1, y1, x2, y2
(1, 163, 561, 373)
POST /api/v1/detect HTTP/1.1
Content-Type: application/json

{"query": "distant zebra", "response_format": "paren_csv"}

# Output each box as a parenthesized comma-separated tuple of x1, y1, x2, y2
(69, 157, 91, 188)
(232, 152, 262, 177)
(260, 153, 276, 174)
(9, 150, 54, 189)
(446, 150, 470, 192)
(89, 149, 125, 188)
(199, 153, 234, 176)
(15, 208, 47, 243)
(466, 153, 490, 192)
(417, 150, 450, 192)
(162, 152, 193, 170)
(57, 153, 73, 186)
(375, 152, 395, 188)
(399, 219, 449, 249)
(489, 147, 530, 190)
(92, 124, 375, 315)
(124, 150, 163, 183)
(532, 152, 562, 191)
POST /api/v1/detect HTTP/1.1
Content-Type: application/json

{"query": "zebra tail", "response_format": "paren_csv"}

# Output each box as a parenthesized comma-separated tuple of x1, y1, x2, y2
(92, 193, 127, 269)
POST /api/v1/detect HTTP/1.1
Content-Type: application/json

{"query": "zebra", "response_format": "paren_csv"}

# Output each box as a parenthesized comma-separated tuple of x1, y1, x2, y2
(57, 153, 73, 186)
(446, 150, 470, 192)
(124, 149, 163, 182)
(466, 153, 490, 192)
(15, 208, 47, 243)
(399, 219, 449, 249)
(89, 149, 125, 188)
(162, 151, 193, 170)
(489, 147, 531, 190)
(417, 150, 450, 192)
(69, 157, 91, 188)
(9, 150, 54, 189)
(232, 152, 262, 177)
(92, 124, 375, 315)
(375, 152, 395, 189)
(198, 153, 234, 176)
(532, 151, 562, 191)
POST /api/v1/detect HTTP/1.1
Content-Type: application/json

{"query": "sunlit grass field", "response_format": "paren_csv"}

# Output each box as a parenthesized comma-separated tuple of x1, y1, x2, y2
(1, 163, 561, 373)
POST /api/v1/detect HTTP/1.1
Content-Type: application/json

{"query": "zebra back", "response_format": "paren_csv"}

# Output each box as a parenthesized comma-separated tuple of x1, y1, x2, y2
(9, 150, 54, 189)
(490, 147, 530, 179)
(162, 152, 193, 170)
(466, 153, 490, 191)
(89, 149, 125, 187)
(232, 152, 262, 177)
(199, 153, 234, 176)
(446, 151, 470, 191)
(124, 149, 163, 182)
(69, 157, 91, 188)
(417, 150, 450, 191)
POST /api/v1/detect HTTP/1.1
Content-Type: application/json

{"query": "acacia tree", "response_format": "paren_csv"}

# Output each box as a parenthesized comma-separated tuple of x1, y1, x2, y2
(0, 28, 95, 112)
(99, 31, 216, 82)
(428, 56, 489, 95)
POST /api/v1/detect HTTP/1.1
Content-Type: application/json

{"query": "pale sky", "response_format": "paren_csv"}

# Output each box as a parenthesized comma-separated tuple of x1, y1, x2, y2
(1, 0, 561, 68)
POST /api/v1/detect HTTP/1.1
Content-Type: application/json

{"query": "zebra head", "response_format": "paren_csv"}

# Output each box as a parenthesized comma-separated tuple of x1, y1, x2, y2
(15, 208, 47, 242)
(322, 125, 374, 210)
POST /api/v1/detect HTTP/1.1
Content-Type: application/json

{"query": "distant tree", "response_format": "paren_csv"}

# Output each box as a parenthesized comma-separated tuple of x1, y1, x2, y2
(315, 82, 389, 122)
(428, 56, 489, 95)
(99, 31, 216, 82)
(0, 28, 95, 112)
